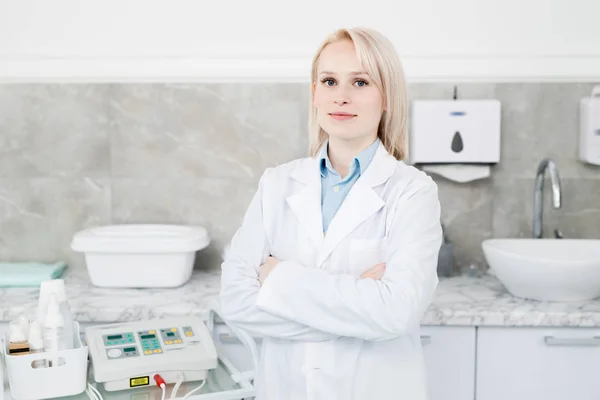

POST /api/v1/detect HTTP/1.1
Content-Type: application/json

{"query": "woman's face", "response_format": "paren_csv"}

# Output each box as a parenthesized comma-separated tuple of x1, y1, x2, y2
(313, 39, 384, 144)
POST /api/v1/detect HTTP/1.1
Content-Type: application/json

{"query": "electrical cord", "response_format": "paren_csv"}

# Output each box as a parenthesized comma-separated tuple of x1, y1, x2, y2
(153, 374, 167, 400)
(182, 380, 206, 400)
(85, 372, 203, 400)
(170, 371, 185, 400)
(86, 382, 103, 400)
(89, 383, 103, 400)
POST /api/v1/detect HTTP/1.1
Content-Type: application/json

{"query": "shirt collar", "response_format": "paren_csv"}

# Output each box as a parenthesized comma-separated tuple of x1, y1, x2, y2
(319, 138, 380, 178)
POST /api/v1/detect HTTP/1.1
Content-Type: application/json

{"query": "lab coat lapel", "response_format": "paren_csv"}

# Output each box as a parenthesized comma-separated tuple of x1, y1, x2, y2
(317, 144, 398, 267)
(286, 157, 324, 249)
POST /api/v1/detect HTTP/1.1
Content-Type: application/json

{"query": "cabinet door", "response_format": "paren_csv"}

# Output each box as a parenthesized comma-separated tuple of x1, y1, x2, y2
(421, 326, 476, 400)
(477, 327, 600, 400)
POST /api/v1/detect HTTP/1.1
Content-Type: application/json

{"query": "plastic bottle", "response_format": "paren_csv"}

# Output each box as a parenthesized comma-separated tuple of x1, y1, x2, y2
(43, 294, 67, 353)
(28, 321, 47, 368)
(18, 315, 30, 340)
(37, 279, 74, 349)
(8, 320, 29, 356)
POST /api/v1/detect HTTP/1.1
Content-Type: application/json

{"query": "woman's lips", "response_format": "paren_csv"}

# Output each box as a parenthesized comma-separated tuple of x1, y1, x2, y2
(329, 112, 356, 121)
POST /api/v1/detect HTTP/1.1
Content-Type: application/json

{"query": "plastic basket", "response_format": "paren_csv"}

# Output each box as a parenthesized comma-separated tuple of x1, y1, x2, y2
(1, 322, 88, 400)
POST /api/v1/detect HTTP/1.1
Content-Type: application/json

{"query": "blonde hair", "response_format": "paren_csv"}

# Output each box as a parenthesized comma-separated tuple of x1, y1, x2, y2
(308, 27, 409, 161)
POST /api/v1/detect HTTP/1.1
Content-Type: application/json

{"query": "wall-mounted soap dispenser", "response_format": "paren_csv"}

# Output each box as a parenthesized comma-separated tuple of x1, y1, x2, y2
(410, 97, 501, 164)
(579, 85, 600, 166)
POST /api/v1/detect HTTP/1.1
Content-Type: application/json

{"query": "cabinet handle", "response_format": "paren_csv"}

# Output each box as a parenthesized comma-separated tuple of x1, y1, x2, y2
(420, 335, 432, 346)
(544, 336, 600, 346)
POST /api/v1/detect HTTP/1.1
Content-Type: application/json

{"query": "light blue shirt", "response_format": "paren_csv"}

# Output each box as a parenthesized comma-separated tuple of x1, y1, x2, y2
(319, 138, 380, 234)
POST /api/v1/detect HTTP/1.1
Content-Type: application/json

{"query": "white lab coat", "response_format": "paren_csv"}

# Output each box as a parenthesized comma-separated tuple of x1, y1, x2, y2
(220, 142, 442, 400)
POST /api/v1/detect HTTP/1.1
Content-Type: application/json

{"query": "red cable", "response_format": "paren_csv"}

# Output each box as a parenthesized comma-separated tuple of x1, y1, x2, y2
(153, 373, 166, 388)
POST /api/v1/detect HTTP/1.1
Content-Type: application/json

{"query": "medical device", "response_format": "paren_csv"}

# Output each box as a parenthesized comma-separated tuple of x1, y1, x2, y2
(85, 316, 218, 392)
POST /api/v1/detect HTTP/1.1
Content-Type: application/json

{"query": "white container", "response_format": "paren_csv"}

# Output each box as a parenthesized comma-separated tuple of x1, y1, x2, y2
(28, 321, 47, 369)
(43, 294, 67, 353)
(37, 279, 75, 350)
(2, 322, 88, 400)
(71, 224, 210, 288)
(579, 85, 600, 166)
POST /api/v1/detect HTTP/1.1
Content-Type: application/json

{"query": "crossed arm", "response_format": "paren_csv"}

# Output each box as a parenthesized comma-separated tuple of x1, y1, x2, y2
(219, 170, 442, 342)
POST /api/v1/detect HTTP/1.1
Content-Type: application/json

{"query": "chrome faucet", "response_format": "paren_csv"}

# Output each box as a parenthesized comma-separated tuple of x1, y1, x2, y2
(532, 158, 562, 238)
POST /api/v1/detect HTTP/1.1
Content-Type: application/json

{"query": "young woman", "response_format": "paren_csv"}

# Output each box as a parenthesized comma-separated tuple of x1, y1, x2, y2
(220, 26, 442, 400)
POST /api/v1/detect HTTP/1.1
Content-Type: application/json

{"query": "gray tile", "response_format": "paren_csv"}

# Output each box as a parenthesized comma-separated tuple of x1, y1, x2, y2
(1, 82, 599, 274)
(492, 177, 600, 240)
(493, 83, 600, 179)
(0, 84, 111, 178)
(111, 177, 260, 268)
(432, 175, 494, 272)
(0, 178, 111, 267)
(109, 84, 309, 180)
(492, 177, 538, 239)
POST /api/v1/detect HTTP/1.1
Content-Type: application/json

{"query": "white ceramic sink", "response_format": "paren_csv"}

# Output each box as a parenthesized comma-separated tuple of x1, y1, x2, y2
(482, 238, 600, 302)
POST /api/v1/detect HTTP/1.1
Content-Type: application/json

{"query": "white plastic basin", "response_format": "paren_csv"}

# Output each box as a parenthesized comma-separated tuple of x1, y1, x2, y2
(481, 238, 600, 302)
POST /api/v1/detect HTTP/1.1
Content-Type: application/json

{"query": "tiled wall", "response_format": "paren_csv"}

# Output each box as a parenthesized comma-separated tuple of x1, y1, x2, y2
(1, 83, 599, 275)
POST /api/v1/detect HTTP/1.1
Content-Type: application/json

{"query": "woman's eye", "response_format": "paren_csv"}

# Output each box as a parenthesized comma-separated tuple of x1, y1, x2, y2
(323, 79, 336, 86)
(355, 80, 368, 87)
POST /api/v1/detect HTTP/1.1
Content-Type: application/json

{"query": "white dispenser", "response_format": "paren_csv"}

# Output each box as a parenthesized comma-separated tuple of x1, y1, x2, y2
(37, 279, 75, 350)
(410, 99, 501, 164)
(28, 321, 47, 368)
(43, 294, 67, 353)
(579, 85, 600, 166)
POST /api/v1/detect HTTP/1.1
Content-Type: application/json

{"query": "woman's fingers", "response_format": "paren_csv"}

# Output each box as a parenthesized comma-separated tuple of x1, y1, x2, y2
(360, 262, 386, 279)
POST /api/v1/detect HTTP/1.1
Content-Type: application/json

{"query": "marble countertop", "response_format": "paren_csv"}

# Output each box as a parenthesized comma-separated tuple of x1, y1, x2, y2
(2, 268, 600, 327)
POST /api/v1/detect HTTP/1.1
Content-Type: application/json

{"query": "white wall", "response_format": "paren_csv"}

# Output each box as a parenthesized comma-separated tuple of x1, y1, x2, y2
(1, 0, 599, 82)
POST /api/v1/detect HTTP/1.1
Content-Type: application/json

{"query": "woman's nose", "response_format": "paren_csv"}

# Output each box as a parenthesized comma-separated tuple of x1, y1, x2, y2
(333, 86, 351, 106)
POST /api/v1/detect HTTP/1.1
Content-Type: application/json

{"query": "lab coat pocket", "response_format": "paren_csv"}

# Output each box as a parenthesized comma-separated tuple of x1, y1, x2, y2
(349, 238, 386, 277)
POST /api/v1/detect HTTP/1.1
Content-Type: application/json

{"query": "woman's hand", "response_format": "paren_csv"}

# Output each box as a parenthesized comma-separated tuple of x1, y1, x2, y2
(259, 256, 280, 285)
(360, 262, 386, 280)
(259, 257, 385, 284)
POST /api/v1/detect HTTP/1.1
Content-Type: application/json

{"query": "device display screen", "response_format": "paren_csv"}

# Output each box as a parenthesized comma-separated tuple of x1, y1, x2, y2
(107, 335, 122, 340)
(167, 332, 175, 337)
(124, 347, 136, 352)
(140, 334, 156, 339)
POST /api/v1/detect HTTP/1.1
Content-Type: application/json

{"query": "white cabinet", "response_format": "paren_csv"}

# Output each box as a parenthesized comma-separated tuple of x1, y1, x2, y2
(421, 326, 476, 400)
(477, 327, 600, 400)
